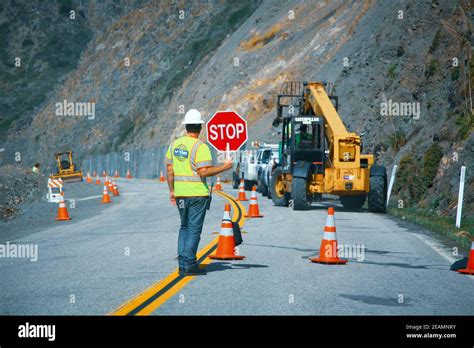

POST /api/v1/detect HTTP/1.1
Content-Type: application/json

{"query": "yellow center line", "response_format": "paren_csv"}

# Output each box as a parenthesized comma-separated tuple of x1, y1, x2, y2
(109, 189, 246, 316)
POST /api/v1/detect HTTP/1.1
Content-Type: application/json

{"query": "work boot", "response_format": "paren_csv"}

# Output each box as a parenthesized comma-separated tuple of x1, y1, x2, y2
(182, 266, 207, 276)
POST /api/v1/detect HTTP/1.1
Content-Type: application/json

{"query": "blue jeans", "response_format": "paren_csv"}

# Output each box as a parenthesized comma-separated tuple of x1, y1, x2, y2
(176, 196, 208, 270)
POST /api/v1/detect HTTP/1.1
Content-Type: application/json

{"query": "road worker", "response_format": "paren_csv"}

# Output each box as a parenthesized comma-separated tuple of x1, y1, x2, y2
(165, 109, 233, 276)
(295, 124, 313, 148)
(31, 163, 40, 174)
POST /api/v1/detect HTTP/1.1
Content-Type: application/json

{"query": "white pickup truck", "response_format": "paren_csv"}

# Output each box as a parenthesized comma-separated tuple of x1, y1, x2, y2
(257, 145, 279, 197)
(233, 143, 278, 191)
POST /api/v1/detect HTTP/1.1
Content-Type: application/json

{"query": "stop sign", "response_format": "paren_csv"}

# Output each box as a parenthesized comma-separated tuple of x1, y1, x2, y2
(206, 111, 248, 152)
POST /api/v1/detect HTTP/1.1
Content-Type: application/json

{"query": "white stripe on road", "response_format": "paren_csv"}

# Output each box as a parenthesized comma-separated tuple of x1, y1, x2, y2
(414, 233, 474, 281)
(414, 233, 456, 263)
(75, 193, 140, 201)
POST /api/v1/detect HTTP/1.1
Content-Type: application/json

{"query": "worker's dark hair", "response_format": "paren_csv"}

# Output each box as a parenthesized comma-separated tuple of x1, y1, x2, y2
(34, 163, 40, 168)
(186, 124, 202, 134)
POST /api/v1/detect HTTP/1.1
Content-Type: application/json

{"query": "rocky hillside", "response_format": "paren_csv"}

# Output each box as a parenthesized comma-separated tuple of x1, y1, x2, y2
(1, 0, 472, 218)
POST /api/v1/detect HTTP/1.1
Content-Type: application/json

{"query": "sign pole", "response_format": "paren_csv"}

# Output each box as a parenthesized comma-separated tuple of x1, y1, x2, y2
(455, 166, 466, 228)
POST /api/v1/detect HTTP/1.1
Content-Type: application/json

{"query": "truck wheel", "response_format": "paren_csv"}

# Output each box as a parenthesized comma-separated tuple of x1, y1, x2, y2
(291, 177, 312, 210)
(257, 177, 263, 193)
(340, 195, 366, 210)
(261, 182, 268, 197)
(368, 176, 387, 213)
(271, 167, 289, 207)
(244, 180, 254, 191)
(232, 172, 239, 189)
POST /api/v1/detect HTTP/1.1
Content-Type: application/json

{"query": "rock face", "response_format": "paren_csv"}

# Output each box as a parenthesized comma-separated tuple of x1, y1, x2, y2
(0, 165, 46, 220)
(1, 0, 260, 163)
(1, 0, 472, 217)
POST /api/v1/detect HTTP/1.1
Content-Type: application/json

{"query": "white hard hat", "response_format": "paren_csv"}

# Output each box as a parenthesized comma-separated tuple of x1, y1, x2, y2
(182, 109, 204, 124)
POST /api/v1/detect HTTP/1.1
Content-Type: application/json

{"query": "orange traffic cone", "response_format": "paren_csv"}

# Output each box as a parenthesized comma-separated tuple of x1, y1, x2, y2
(245, 185, 263, 218)
(95, 174, 101, 185)
(104, 176, 110, 187)
(210, 204, 245, 260)
(457, 240, 474, 275)
(102, 170, 106, 178)
(108, 179, 114, 194)
(215, 177, 222, 191)
(235, 179, 248, 201)
(100, 185, 112, 204)
(86, 172, 92, 183)
(112, 180, 120, 196)
(93, 171, 97, 177)
(159, 171, 166, 182)
(114, 170, 119, 178)
(309, 207, 347, 265)
(55, 193, 71, 221)
(126, 169, 132, 179)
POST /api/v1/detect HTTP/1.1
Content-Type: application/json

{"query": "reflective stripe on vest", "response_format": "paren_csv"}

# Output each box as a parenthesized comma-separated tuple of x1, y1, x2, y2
(174, 175, 203, 182)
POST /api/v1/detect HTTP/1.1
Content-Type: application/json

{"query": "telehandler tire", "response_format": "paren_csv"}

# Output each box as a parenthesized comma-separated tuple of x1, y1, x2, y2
(368, 175, 387, 213)
(271, 167, 289, 207)
(291, 177, 312, 210)
(340, 195, 366, 210)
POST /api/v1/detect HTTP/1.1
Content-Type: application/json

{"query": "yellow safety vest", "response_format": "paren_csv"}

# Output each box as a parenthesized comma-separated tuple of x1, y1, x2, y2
(165, 136, 213, 197)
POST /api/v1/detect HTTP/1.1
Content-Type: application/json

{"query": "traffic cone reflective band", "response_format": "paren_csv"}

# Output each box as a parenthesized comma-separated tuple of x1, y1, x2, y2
(112, 180, 120, 196)
(100, 185, 112, 204)
(126, 169, 132, 179)
(215, 177, 222, 191)
(309, 207, 347, 265)
(95, 175, 100, 185)
(457, 241, 474, 275)
(108, 180, 114, 194)
(55, 193, 71, 221)
(114, 170, 119, 178)
(245, 185, 263, 218)
(159, 171, 166, 182)
(209, 204, 245, 260)
(86, 172, 92, 183)
(236, 179, 248, 201)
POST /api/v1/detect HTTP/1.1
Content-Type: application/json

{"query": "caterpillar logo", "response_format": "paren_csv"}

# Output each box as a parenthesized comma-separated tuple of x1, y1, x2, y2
(295, 117, 320, 124)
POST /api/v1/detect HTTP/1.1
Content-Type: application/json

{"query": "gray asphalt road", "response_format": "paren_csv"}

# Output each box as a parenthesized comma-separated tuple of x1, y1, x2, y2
(0, 179, 472, 315)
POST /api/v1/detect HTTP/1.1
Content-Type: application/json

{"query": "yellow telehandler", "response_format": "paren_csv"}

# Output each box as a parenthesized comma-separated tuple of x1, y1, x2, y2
(271, 81, 387, 212)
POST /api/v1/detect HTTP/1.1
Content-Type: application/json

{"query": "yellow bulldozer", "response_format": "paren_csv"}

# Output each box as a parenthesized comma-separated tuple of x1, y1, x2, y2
(50, 151, 83, 182)
(271, 81, 387, 212)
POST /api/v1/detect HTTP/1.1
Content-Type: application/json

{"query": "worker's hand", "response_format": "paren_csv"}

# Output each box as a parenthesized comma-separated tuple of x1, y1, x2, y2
(222, 159, 233, 171)
(169, 190, 176, 205)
